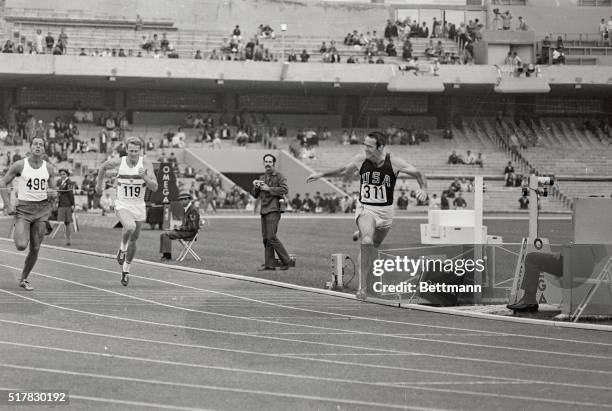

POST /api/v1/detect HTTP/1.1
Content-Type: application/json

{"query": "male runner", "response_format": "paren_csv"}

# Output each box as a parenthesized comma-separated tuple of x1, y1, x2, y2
(96, 137, 158, 286)
(0, 137, 57, 291)
(307, 131, 427, 299)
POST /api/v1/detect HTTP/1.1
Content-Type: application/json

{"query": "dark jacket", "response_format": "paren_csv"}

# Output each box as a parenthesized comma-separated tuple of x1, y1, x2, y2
(178, 203, 200, 233)
(57, 177, 75, 208)
(251, 170, 288, 215)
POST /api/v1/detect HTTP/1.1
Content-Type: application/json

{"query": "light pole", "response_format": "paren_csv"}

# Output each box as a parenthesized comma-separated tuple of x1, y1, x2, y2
(280, 23, 287, 62)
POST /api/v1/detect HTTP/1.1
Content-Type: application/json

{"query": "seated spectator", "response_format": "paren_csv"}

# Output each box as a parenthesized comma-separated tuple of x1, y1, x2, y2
(396, 191, 409, 210)
(349, 130, 359, 144)
(172, 127, 186, 147)
(85, 138, 98, 152)
(299, 49, 309, 62)
(167, 47, 179, 58)
(291, 194, 302, 212)
(452, 192, 467, 209)
(301, 193, 314, 212)
(474, 152, 484, 168)
(460, 178, 473, 192)
(159, 191, 200, 261)
(385, 40, 397, 56)
(447, 150, 461, 165)
(552, 48, 565, 65)
(235, 129, 249, 146)
(464, 150, 475, 165)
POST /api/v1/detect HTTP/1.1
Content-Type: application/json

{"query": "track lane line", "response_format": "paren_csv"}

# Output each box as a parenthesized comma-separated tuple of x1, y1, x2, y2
(1, 363, 608, 409)
(3, 249, 612, 348)
(2, 260, 610, 362)
(0, 364, 446, 411)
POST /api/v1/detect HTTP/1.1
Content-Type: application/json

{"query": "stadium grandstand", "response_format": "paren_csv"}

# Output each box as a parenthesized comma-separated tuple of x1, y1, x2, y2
(0, 0, 610, 217)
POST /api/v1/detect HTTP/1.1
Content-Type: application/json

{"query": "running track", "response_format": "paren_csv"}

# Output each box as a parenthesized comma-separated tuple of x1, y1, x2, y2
(0, 240, 611, 410)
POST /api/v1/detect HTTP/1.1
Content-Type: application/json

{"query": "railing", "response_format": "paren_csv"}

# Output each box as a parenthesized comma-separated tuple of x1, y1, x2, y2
(577, 0, 612, 6)
(547, 32, 604, 45)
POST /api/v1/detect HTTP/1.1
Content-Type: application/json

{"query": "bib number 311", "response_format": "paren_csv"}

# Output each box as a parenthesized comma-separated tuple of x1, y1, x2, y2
(361, 184, 387, 203)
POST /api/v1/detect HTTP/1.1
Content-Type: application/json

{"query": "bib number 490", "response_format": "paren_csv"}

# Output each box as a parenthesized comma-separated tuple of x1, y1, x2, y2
(26, 178, 47, 191)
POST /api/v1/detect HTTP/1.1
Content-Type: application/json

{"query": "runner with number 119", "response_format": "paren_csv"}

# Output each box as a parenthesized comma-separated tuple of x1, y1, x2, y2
(96, 137, 158, 286)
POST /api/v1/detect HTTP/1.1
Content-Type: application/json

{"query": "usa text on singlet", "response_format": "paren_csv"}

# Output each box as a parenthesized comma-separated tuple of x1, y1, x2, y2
(116, 156, 146, 203)
(359, 153, 396, 206)
(17, 158, 49, 202)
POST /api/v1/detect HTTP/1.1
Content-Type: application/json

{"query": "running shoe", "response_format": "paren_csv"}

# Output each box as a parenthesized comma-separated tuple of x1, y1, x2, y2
(19, 280, 34, 291)
(116, 249, 127, 266)
(352, 230, 360, 242)
(121, 272, 129, 287)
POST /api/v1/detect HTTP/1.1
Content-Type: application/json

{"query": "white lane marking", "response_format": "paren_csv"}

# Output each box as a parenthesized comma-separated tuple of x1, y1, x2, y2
(3, 244, 609, 336)
(2, 261, 610, 362)
(2, 301, 612, 388)
(1, 363, 608, 409)
(0, 363, 445, 411)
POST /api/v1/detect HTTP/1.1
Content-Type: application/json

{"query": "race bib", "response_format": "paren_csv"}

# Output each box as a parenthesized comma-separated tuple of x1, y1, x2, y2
(121, 183, 143, 199)
(360, 183, 387, 204)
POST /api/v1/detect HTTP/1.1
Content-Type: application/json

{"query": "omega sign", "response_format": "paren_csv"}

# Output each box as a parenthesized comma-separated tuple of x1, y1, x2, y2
(161, 165, 172, 203)
(151, 162, 178, 205)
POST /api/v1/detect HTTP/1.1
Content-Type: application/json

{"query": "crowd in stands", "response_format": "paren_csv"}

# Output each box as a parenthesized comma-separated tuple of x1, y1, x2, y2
(382, 124, 430, 145)
(447, 149, 484, 168)
(2, 27, 69, 55)
(287, 191, 354, 214)
(180, 169, 250, 212)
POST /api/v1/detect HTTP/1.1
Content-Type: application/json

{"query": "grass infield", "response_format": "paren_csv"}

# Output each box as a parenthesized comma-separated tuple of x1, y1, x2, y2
(0, 216, 573, 290)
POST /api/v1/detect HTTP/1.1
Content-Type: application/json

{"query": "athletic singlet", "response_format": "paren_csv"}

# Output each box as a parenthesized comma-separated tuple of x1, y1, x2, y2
(358, 154, 396, 206)
(17, 158, 49, 202)
(116, 156, 146, 203)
